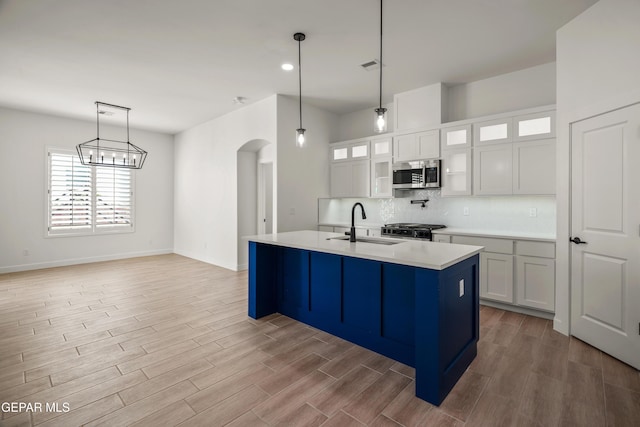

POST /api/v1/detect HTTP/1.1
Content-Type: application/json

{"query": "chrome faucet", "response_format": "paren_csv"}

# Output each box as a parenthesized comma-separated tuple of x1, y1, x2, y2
(350, 202, 367, 242)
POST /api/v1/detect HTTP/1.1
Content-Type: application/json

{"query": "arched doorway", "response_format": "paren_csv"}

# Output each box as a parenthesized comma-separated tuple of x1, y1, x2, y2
(237, 139, 273, 270)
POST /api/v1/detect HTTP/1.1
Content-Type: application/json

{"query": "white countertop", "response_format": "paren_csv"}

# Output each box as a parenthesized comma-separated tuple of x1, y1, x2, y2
(432, 228, 556, 242)
(245, 230, 483, 271)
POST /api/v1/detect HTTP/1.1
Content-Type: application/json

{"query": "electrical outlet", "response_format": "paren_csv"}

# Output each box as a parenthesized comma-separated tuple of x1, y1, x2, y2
(529, 208, 537, 217)
(463, 207, 469, 216)
(459, 279, 465, 297)
(23, 249, 29, 256)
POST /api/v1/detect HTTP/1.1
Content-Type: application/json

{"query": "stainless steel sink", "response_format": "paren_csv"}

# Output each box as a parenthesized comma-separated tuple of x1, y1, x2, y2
(327, 236, 402, 245)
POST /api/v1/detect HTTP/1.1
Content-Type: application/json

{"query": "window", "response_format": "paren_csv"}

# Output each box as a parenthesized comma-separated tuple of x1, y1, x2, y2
(47, 148, 134, 236)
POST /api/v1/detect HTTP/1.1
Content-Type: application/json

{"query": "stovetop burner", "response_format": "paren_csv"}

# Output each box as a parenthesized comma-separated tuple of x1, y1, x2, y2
(380, 223, 446, 240)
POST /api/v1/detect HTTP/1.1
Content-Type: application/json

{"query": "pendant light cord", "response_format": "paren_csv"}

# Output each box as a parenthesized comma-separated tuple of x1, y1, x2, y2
(379, 0, 383, 110)
(298, 36, 303, 129)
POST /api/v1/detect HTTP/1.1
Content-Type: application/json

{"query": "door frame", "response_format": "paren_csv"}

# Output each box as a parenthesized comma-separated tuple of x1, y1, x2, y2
(258, 161, 273, 235)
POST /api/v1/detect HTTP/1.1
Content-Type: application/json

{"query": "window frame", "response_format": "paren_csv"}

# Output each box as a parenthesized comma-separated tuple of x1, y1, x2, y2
(46, 147, 136, 238)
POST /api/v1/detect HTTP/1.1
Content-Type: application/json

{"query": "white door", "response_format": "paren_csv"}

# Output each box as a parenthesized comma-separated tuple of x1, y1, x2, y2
(571, 103, 640, 369)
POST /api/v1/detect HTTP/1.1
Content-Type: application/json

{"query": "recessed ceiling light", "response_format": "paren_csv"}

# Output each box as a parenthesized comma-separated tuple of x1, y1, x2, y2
(281, 63, 294, 71)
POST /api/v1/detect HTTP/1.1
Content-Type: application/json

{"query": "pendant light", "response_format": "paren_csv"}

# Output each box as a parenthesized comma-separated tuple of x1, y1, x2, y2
(374, 0, 387, 133)
(294, 32, 306, 147)
(76, 102, 147, 169)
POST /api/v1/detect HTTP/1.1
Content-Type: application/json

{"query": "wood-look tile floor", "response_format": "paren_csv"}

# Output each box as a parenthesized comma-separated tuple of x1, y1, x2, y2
(1, 254, 639, 427)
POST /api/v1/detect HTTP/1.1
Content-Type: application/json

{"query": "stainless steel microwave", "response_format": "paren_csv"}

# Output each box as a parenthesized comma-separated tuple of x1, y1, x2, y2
(392, 159, 440, 189)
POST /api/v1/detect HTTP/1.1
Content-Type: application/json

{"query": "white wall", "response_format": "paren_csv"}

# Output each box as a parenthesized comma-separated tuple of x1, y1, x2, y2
(555, 0, 640, 334)
(335, 102, 394, 142)
(173, 96, 277, 271)
(447, 62, 556, 122)
(0, 107, 174, 273)
(276, 95, 338, 232)
(334, 63, 556, 142)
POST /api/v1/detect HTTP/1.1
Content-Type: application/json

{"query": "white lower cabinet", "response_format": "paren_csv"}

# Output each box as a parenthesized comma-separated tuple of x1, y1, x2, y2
(433, 234, 451, 243)
(480, 252, 514, 303)
(515, 256, 555, 311)
(515, 240, 555, 311)
(449, 235, 555, 313)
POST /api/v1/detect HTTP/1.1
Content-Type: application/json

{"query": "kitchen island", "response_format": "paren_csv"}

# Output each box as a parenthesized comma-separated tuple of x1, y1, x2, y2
(246, 230, 482, 405)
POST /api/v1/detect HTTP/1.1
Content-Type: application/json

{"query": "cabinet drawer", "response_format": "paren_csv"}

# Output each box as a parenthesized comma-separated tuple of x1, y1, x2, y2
(515, 241, 555, 258)
(433, 234, 451, 243)
(452, 236, 513, 254)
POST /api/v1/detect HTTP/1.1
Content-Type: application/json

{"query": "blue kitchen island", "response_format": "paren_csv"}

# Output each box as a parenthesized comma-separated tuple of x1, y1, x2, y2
(247, 230, 482, 406)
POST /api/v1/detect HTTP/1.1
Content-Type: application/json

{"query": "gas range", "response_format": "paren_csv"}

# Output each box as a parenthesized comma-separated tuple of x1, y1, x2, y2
(381, 223, 446, 241)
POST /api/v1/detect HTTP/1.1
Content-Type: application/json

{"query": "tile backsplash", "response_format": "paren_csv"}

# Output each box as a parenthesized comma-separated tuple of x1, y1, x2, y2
(318, 190, 555, 234)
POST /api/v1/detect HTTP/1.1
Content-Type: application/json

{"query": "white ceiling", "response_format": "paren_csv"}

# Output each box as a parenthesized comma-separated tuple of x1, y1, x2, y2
(0, 0, 597, 135)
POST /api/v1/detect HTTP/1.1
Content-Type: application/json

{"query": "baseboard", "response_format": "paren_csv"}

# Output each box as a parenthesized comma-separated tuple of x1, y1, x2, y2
(553, 317, 569, 336)
(0, 249, 174, 274)
(236, 263, 248, 271)
(172, 249, 238, 272)
(479, 299, 554, 320)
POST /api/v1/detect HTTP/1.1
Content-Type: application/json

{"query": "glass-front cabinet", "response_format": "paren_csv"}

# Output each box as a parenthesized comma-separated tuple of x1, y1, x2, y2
(474, 118, 512, 145)
(371, 137, 392, 158)
(371, 157, 392, 198)
(513, 111, 555, 141)
(370, 136, 392, 198)
(441, 148, 472, 196)
(441, 124, 472, 150)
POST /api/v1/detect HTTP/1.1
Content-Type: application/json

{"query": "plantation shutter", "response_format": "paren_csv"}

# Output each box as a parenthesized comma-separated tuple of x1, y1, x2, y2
(95, 166, 132, 227)
(48, 148, 134, 235)
(48, 151, 92, 232)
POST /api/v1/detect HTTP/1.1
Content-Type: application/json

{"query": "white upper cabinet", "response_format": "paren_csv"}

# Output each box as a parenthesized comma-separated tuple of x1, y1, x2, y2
(393, 129, 440, 162)
(330, 139, 371, 198)
(441, 124, 472, 150)
(441, 148, 472, 197)
(371, 137, 392, 158)
(474, 118, 512, 145)
(417, 130, 440, 159)
(331, 145, 349, 161)
(370, 157, 392, 198)
(513, 111, 555, 141)
(370, 136, 392, 198)
(331, 140, 370, 162)
(330, 159, 370, 198)
(394, 83, 446, 132)
(474, 144, 513, 195)
(512, 140, 556, 195)
(351, 142, 369, 159)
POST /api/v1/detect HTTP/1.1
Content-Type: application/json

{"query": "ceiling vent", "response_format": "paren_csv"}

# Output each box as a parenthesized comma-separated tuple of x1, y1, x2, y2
(361, 59, 380, 71)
